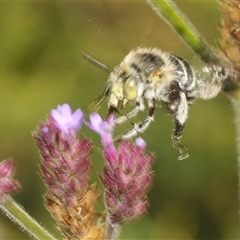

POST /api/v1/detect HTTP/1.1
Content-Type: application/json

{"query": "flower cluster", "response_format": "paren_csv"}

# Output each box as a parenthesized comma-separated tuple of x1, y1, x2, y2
(34, 104, 92, 202)
(33, 104, 98, 239)
(33, 103, 154, 240)
(86, 112, 154, 239)
(0, 158, 21, 204)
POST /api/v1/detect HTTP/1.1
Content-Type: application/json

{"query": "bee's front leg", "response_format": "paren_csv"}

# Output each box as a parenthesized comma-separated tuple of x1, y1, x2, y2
(107, 99, 144, 126)
(114, 100, 156, 142)
(113, 103, 141, 126)
(114, 115, 154, 141)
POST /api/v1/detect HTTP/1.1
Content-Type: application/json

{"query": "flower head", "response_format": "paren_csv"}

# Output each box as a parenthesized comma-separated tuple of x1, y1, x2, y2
(33, 104, 98, 238)
(0, 158, 21, 203)
(101, 138, 154, 225)
(34, 105, 92, 203)
(85, 111, 154, 238)
(51, 103, 84, 135)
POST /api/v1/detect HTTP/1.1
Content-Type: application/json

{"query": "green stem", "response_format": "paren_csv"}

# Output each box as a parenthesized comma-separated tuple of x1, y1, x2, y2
(230, 93, 240, 206)
(0, 198, 57, 240)
(146, 0, 219, 64)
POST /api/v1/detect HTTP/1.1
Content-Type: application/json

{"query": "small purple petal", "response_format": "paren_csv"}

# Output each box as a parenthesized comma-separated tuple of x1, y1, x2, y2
(59, 104, 71, 116)
(41, 127, 49, 134)
(135, 137, 146, 150)
(85, 113, 104, 134)
(85, 112, 114, 143)
(72, 109, 83, 125)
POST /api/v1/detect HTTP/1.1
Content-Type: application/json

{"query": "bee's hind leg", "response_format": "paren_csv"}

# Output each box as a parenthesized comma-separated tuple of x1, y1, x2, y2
(172, 119, 189, 160)
(170, 92, 189, 160)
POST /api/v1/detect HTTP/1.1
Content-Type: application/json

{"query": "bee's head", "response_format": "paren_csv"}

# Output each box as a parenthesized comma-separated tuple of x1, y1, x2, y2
(107, 74, 138, 109)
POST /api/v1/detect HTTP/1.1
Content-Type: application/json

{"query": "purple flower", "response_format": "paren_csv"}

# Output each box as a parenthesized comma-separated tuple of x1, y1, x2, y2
(135, 137, 146, 150)
(0, 158, 21, 203)
(85, 113, 119, 167)
(51, 104, 84, 135)
(85, 112, 114, 146)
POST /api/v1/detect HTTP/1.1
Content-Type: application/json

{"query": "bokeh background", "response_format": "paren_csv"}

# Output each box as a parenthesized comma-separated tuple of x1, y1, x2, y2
(0, 1, 239, 239)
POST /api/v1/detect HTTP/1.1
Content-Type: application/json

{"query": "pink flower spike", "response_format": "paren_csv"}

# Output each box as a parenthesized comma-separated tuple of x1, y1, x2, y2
(0, 158, 21, 203)
(51, 104, 84, 135)
(101, 139, 154, 225)
(0, 159, 14, 178)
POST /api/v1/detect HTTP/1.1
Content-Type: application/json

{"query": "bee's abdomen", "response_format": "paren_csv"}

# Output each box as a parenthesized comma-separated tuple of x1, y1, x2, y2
(169, 55, 196, 93)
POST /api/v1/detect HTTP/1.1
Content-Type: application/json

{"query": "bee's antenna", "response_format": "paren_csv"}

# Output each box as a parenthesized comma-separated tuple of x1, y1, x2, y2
(82, 52, 112, 73)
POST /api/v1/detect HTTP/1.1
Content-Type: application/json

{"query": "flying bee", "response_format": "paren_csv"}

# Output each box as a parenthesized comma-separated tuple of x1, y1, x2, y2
(86, 47, 228, 160)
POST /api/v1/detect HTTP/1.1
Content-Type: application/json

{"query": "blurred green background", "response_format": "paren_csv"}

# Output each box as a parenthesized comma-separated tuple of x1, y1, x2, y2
(0, 1, 238, 239)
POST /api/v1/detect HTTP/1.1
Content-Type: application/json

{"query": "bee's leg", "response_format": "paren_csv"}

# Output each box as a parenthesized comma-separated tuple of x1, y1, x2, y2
(114, 99, 156, 141)
(113, 104, 140, 126)
(109, 99, 145, 126)
(172, 119, 189, 160)
(171, 92, 189, 160)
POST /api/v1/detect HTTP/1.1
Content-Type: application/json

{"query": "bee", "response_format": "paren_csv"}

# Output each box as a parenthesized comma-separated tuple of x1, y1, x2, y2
(86, 47, 228, 160)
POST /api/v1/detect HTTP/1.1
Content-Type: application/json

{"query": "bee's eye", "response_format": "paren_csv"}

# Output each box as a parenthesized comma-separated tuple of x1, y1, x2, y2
(123, 77, 137, 101)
